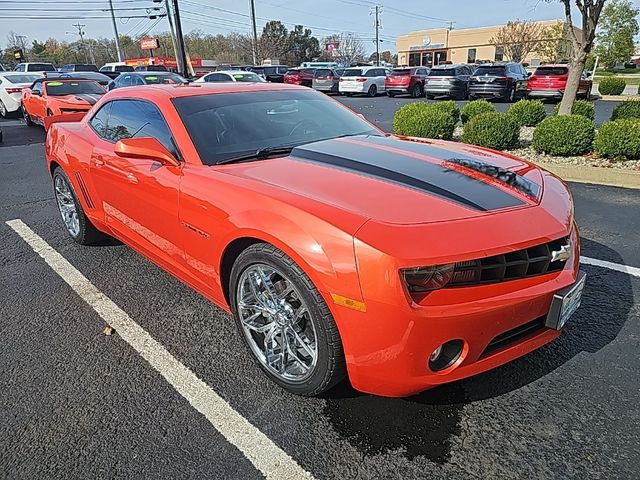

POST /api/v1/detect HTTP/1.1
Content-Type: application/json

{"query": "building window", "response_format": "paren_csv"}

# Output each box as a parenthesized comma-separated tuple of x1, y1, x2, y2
(434, 51, 447, 65)
(467, 48, 476, 64)
(409, 53, 420, 66)
(421, 52, 433, 67)
(495, 46, 504, 62)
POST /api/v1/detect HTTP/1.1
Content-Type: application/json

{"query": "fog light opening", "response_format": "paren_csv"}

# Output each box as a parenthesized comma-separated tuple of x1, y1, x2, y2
(429, 340, 464, 372)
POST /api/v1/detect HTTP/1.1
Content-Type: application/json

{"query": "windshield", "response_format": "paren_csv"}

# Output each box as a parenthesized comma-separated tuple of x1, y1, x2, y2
(172, 90, 381, 165)
(342, 69, 363, 77)
(534, 66, 568, 76)
(74, 64, 98, 72)
(5, 74, 41, 84)
(27, 63, 55, 72)
(429, 68, 456, 77)
(45, 81, 105, 96)
(473, 66, 506, 75)
(231, 72, 263, 82)
(143, 73, 185, 84)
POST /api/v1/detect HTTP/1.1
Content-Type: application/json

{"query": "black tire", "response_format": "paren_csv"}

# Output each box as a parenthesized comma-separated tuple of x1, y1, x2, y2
(410, 83, 422, 98)
(22, 105, 35, 127)
(52, 167, 109, 245)
(229, 243, 346, 396)
(0, 99, 9, 118)
(387, 91, 396, 98)
(367, 84, 377, 97)
(503, 86, 516, 103)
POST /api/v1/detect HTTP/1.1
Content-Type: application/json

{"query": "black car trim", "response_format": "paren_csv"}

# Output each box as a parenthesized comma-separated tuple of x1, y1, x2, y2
(291, 136, 526, 211)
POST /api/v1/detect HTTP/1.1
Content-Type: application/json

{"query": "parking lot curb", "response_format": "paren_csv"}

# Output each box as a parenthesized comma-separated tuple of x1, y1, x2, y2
(598, 94, 640, 101)
(535, 162, 640, 189)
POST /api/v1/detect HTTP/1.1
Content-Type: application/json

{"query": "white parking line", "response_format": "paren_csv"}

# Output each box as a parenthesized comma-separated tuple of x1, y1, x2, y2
(581, 256, 640, 278)
(5, 219, 314, 480)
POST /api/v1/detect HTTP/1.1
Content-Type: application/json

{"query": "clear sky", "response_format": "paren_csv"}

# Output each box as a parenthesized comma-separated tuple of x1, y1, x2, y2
(0, 0, 583, 52)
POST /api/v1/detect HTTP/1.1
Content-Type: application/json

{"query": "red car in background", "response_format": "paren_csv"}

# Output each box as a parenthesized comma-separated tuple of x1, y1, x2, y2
(283, 68, 316, 87)
(527, 64, 593, 100)
(385, 67, 430, 97)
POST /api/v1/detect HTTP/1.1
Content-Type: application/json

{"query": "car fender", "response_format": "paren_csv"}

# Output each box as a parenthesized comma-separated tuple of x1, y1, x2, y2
(218, 208, 365, 306)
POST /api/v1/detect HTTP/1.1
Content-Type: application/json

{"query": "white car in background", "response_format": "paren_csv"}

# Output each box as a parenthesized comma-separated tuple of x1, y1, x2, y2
(14, 63, 56, 73)
(338, 66, 390, 97)
(195, 70, 266, 83)
(0, 72, 42, 118)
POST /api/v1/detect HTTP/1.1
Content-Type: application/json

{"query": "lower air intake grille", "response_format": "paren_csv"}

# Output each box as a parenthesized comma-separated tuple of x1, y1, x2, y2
(481, 316, 547, 357)
(449, 237, 569, 287)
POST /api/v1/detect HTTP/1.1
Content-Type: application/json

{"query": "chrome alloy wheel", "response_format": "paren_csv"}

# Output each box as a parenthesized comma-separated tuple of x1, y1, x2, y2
(237, 264, 318, 383)
(54, 175, 80, 237)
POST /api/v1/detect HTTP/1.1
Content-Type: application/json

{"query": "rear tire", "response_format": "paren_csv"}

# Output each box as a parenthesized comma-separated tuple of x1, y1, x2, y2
(367, 84, 377, 97)
(52, 167, 109, 245)
(230, 243, 346, 396)
(387, 91, 396, 98)
(0, 100, 9, 118)
(410, 84, 423, 98)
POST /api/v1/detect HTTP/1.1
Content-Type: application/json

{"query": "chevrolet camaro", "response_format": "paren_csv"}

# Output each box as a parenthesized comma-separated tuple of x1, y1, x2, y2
(45, 83, 585, 397)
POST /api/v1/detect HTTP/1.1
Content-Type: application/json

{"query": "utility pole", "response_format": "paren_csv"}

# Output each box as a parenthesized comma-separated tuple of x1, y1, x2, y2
(72, 23, 90, 63)
(108, 0, 123, 62)
(165, 0, 180, 68)
(372, 6, 381, 66)
(171, 0, 189, 77)
(249, 0, 259, 65)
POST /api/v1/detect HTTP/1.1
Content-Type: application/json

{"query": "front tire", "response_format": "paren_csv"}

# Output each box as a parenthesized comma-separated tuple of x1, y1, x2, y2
(22, 105, 34, 127)
(230, 243, 346, 396)
(52, 167, 109, 245)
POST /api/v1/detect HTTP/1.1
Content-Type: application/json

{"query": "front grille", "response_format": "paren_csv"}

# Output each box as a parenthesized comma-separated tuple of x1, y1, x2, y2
(481, 316, 547, 357)
(449, 237, 569, 287)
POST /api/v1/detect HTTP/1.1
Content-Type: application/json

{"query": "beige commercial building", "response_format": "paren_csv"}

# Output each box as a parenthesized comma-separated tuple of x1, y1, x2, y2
(397, 19, 580, 68)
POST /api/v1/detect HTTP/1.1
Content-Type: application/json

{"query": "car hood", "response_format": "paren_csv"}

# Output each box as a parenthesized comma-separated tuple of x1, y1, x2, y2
(53, 93, 103, 106)
(221, 135, 545, 226)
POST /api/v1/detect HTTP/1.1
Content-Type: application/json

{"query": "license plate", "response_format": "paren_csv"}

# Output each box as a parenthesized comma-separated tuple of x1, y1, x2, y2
(545, 271, 586, 330)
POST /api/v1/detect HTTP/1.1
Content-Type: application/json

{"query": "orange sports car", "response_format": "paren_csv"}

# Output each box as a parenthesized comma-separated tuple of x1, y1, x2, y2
(22, 78, 105, 129)
(45, 83, 585, 397)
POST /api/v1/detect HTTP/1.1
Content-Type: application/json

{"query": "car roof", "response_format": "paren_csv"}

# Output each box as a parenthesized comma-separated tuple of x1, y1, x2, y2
(107, 82, 307, 100)
(431, 64, 465, 69)
(211, 70, 257, 75)
(535, 64, 569, 68)
(135, 71, 177, 76)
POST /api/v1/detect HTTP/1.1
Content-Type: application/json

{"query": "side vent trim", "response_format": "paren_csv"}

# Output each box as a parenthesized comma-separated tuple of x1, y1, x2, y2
(73, 171, 95, 209)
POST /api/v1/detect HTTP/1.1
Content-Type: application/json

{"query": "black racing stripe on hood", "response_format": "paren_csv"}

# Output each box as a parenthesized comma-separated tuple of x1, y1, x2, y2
(72, 93, 101, 105)
(291, 137, 525, 211)
(363, 135, 541, 199)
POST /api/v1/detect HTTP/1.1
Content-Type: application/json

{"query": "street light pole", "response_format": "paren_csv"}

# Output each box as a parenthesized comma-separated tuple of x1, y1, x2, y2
(249, 0, 259, 65)
(374, 5, 380, 66)
(108, 0, 123, 62)
(171, 0, 189, 77)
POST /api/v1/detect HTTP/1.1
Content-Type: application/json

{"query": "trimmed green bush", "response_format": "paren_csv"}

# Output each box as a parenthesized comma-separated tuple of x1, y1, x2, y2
(508, 99, 547, 126)
(611, 100, 640, 120)
(429, 100, 460, 123)
(598, 77, 626, 95)
(532, 115, 594, 156)
(552, 99, 596, 121)
(594, 119, 640, 159)
(461, 99, 496, 124)
(393, 102, 456, 140)
(461, 112, 520, 150)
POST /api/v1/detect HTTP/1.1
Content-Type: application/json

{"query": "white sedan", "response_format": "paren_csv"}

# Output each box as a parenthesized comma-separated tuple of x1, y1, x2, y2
(0, 72, 42, 118)
(194, 70, 265, 83)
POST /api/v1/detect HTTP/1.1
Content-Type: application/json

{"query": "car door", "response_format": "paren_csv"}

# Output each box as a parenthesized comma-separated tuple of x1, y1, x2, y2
(89, 99, 184, 267)
(26, 79, 46, 120)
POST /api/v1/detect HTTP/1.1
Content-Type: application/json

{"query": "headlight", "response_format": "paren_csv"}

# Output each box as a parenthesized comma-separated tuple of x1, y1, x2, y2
(402, 264, 454, 292)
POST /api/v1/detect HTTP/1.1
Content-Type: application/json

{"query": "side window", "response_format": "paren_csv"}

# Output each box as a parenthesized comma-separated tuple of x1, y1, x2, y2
(104, 100, 178, 158)
(206, 73, 227, 82)
(16, 64, 25, 72)
(134, 76, 145, 85)
(89, 102, 112, 138)
(118, 74, 132, 87)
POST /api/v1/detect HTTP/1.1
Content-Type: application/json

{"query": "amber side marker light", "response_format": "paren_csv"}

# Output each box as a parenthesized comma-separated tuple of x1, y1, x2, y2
(330, 293, 367, 312)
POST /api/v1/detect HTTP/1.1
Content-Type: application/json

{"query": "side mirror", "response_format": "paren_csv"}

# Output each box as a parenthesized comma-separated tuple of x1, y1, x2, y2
(527, 72, 532, 77)
(33, 90, 42, 96)
(114, 137, 180, 167)
(107, 82, 115, 91)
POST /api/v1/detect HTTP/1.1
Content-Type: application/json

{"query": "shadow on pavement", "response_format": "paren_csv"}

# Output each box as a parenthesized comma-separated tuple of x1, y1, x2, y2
(323, 237, 633, 464)
(0, 124, 46, 148)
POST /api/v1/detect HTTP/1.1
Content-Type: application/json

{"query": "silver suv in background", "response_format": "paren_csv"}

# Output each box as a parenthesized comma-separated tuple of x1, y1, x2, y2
(312, 67, 345, 94)
(424, 64, 474, 100)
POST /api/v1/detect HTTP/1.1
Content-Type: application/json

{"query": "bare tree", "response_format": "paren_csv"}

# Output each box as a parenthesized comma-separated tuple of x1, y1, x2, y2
(330, 33, 366, 66)
(490, 20, 544, 62)
(551, 0, 607, 114)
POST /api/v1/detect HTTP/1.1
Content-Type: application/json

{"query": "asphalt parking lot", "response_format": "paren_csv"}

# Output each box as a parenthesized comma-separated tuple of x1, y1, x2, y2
(1, 111, 639, 479)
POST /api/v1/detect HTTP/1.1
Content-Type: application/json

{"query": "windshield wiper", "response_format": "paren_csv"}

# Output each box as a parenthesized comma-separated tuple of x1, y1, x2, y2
(216, 145, 296, 165)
